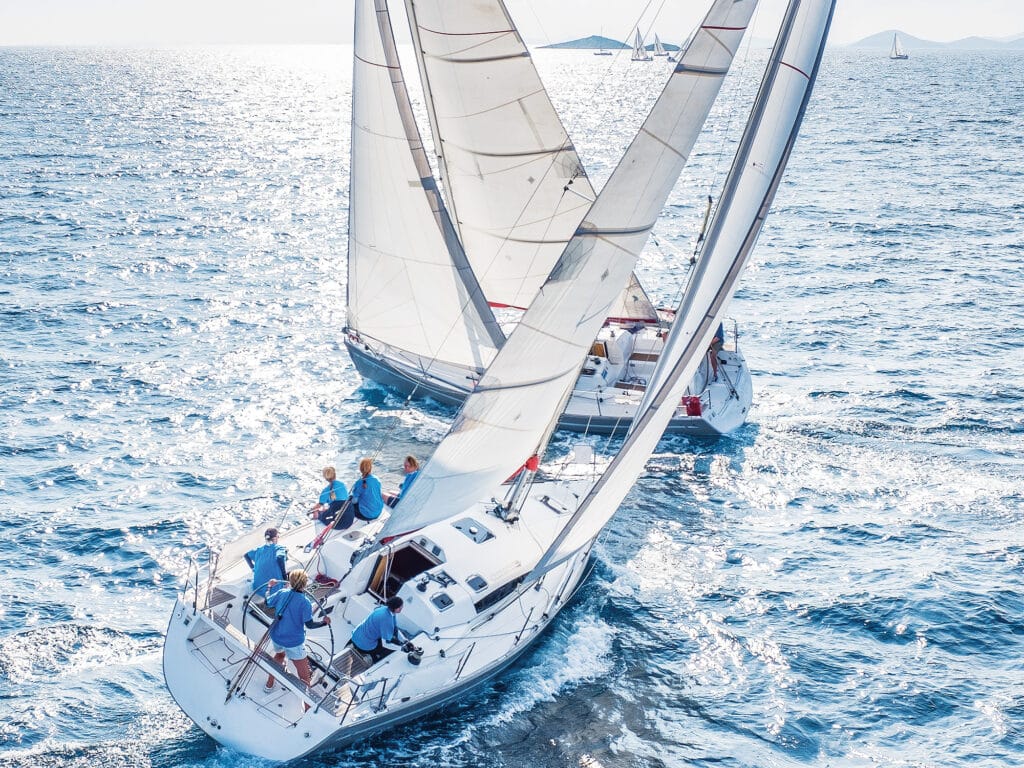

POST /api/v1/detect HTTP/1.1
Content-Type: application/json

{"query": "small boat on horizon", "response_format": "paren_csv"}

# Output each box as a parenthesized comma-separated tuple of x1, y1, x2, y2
(631, 28, 653, 61)
(890, 32, 909, 59)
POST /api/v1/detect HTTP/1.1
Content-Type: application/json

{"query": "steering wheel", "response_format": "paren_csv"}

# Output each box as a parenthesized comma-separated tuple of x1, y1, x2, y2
(240, 587, 337, 682)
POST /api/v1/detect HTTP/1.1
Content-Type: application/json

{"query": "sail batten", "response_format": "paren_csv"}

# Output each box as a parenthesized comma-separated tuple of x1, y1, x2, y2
(531, 0, 837, 577)
(384, 0, 760, 537)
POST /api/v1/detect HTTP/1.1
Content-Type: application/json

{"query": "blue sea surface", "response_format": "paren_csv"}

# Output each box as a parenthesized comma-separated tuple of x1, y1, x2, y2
(1, 43, 1023, 768)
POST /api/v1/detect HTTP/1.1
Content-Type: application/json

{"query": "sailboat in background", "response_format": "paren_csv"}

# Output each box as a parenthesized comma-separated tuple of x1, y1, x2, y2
(631, 28, 653, 61)
(890, 32, 909, 59)
(162, 0, 835, 759)
(594, 27, 613, 55)
(653, 33, 668, 56)
(344, 0, 752, 436)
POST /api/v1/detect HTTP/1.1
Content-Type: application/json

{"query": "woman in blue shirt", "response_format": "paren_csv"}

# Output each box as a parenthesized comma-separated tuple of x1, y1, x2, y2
(244, 527, 287, 593)
(385, 455, 419, 507)
(309, 466, 351, 529)
(264, 570, 331, 697)
(350, 457, 384, 521)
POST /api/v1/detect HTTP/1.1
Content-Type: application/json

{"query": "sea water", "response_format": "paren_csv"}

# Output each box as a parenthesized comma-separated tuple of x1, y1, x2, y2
(1, 44, 1022, 768)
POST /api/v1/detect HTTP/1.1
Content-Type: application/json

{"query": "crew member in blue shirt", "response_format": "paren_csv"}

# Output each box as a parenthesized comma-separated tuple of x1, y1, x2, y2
(244, 527, 287, 593)
(309, 466, 351, 529)
(264, 570, 331, 698)
(350, 457, 384, 521)
(384, 455, 419, 507)
(350, 596, 404, 663)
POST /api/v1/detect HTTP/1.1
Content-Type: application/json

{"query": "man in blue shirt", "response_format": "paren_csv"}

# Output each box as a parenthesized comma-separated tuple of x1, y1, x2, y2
(244, 528, 287, 593)
(350, 596, 404, 663)
(350, 457, 384, 521)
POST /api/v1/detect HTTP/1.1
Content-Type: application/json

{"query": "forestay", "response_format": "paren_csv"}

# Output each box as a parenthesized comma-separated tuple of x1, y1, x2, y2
(383, 0, 760, 538)
(532, 0, 837, 575)
(347, 0, 502, 372)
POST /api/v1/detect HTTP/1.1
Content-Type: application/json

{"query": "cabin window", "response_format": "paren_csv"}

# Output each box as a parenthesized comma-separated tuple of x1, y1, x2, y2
(474, 576, 525, 613)
(367, 541, 441, 600)
(466, 575, 488, 592)
(431, 593, 454, 611)
(452, 518, 494, 544)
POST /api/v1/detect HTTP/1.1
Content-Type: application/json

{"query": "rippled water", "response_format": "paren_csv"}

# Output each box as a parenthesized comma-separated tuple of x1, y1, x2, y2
(1, 43, 1022, 768)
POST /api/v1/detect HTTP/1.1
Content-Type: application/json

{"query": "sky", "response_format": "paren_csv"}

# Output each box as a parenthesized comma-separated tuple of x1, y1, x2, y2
(0, 0, 1020, 47)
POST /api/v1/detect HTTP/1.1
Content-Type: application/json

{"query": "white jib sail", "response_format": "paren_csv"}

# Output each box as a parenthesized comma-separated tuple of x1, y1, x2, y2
(382, 0, 760, 538)
(403, 0, 597, 311)
(347, 0, 501, 371)
(532, 0, 837, 576)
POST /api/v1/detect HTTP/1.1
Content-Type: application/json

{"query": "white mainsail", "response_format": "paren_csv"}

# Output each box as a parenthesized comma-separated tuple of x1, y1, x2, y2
(403, 0, 597, 311)
(383, 0, 760, 537)
(347, 0, 503, 372)
(889, 33, 908, 59)
(653, 34, 668, 56)
(532, 0, 837, 575)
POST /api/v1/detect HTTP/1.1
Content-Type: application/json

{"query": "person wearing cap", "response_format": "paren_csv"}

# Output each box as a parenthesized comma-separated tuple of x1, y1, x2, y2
(244, 528, 287, 594)
(350, 596, 405, 663)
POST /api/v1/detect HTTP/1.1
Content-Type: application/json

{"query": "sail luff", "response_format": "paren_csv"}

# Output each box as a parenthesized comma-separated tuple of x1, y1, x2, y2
(530, 0, 837, 577)
(381, 0, 760, 539)
(403, 0, 462, 239)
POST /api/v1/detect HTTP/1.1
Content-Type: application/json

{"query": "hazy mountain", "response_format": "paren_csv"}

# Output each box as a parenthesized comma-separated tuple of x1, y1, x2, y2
(541, 35, 628, 50)
(850, 29, 1024, 51)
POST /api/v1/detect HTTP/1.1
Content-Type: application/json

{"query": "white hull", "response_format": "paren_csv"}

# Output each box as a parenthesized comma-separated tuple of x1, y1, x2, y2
(163, 478, 595, 760)
(345, 323, 753, 438)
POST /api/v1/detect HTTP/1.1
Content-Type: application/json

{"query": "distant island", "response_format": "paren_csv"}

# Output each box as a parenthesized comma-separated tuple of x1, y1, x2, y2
(542, 35, 678, 51)
(540, 30, 1024, 53)
(847, 29, 1024, 50)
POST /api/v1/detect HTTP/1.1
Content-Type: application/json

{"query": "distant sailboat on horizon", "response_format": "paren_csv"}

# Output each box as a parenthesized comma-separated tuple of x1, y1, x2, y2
(594, 28, 613, 55)
(631, 28, 652, 61)
(653, 33, 668, 56)
(890, 32, 909, 59)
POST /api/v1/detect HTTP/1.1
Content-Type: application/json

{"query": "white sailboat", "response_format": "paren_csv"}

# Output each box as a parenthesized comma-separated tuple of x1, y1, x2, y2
(343, 0, 752, 436)
(890, 32, 909, 60)
(162, 0, 835, 760)
(653, 33, 668, 56)
(631, 28, 653, 61)
(594, 28, 613, 55)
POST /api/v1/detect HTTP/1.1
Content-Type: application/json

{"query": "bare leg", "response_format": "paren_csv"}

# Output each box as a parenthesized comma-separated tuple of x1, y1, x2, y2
(293, 656, 311, 685)
(293, 656, 312, 710)
(267, 651, 286, 689)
